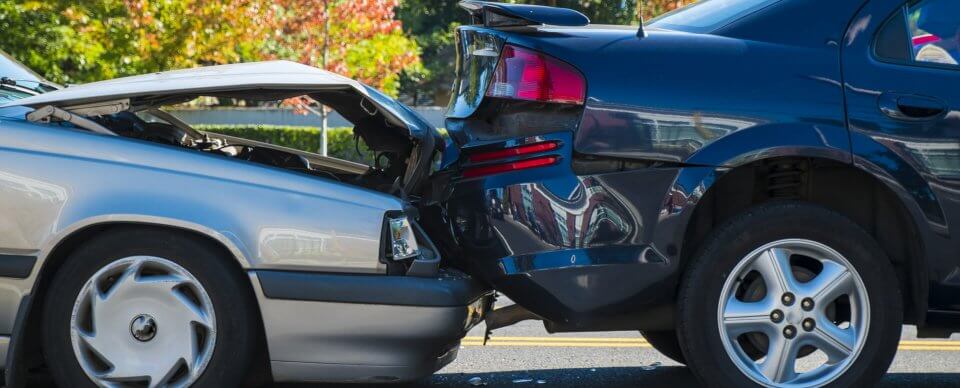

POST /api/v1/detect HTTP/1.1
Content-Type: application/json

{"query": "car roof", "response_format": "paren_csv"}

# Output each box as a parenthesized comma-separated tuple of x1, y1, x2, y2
(0, 60, 365, 109)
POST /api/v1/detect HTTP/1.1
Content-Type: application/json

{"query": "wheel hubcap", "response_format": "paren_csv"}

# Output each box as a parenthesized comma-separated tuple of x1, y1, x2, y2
(130, 314, 158, 342)
(70, 256, 216, 388)
(718, 239, 869, 387)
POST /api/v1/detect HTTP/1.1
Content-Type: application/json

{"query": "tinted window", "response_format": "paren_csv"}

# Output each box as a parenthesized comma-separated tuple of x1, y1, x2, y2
(908, 0, 960, 66)
(647, 0, 782, 33)
(876, 8, 911, 61)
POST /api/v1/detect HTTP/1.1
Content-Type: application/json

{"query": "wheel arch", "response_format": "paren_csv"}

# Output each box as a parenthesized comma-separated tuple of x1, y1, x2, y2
(6, 221, 270, 387)
(672, 155, 928, 326)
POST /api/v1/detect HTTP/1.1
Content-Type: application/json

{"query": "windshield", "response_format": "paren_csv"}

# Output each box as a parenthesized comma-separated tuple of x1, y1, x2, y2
(0, 88, 32, 103)
(1, 51, 58, 96)
(648, 0, 782, 33)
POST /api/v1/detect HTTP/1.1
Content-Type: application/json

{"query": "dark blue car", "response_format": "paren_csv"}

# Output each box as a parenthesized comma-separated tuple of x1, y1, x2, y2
(427, 0, 960, 386)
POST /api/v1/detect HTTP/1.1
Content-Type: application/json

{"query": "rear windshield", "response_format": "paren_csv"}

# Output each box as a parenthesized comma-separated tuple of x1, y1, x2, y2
(648, 0, 782, 33)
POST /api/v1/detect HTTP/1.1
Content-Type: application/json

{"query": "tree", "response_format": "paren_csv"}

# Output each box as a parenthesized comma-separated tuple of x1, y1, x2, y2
(397, 0, 467, 106)
(0, 0, 265, 84)
(262, 0, 422, 154)
(0, 0, 423, 156)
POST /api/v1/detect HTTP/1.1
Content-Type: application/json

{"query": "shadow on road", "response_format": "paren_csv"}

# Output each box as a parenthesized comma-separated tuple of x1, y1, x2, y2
(23, 367, 960, 387)
(275, 368, 960, 388)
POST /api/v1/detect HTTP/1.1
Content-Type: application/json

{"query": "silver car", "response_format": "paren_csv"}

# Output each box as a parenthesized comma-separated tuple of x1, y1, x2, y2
(0, 55, 491, 387)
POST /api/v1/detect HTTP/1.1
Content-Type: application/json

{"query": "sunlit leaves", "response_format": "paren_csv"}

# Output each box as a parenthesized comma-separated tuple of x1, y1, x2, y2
(0, 0, 420, 96)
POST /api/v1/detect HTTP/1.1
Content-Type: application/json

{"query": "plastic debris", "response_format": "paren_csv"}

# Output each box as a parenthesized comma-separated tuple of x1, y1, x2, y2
(536, 380, 547, 384)
(640, 361, 662, 371)
(512, 378, 533, 383)
(468, 376, 487, 386)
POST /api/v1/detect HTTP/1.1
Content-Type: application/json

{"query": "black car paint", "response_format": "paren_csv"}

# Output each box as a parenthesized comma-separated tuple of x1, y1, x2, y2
(433, 0, 960, 332)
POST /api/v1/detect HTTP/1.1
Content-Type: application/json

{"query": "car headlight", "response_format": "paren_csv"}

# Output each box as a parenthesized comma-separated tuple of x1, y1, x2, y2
(388, 215, 420, 260)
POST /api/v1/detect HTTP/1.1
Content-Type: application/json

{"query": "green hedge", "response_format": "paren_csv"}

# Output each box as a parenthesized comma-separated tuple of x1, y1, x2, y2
(195, 125, 376, 164)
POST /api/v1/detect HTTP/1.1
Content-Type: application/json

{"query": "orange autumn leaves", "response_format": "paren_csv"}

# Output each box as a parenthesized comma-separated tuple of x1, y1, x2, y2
(1, 0, 419, 97)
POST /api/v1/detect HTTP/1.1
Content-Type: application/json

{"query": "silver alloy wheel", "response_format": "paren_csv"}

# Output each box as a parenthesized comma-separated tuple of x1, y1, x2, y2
(70, 256, 217, 387)
(718, 239, 869, 387)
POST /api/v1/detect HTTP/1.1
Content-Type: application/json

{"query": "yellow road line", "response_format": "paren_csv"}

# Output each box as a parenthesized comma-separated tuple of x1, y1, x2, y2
(459, 337, 960, 351)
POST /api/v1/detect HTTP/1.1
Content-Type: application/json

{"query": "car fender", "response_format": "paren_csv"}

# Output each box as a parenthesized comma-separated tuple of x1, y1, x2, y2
(653, 125, 937, 325)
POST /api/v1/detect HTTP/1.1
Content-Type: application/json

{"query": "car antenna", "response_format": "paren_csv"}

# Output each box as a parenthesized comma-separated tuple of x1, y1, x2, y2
(628, 0, 646, 38)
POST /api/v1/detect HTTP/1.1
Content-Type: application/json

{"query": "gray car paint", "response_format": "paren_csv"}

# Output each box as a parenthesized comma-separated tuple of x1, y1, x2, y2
(0, 61, 472, 383)
(0, 118, 398, 317)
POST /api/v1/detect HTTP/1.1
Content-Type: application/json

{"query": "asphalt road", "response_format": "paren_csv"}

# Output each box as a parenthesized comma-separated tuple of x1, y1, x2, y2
(25, 300, 960, 387)
(289, 300, 960, 388)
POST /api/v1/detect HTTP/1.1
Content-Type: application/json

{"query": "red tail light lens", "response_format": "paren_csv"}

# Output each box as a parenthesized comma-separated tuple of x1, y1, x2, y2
(467, 141, 560, 163)
(486, 45, 585, 105)
(463, 156, 559, 178)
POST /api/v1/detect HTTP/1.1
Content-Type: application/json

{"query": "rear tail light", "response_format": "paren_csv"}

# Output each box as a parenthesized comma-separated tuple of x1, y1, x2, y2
(467, 141, 560, 163)
(486, 45, 585, 105)
(463, 156, 559, 178)
(463, 141, 561, 178)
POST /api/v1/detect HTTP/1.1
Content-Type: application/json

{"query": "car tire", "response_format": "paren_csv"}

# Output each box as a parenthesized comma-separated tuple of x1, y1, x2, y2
(641, 330, 686, 364)
(42, 227, 261, 387)
(677, 202, 902, 388)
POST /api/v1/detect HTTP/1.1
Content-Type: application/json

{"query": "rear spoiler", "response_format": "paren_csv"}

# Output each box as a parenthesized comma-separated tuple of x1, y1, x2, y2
(458, 1, 590, 27)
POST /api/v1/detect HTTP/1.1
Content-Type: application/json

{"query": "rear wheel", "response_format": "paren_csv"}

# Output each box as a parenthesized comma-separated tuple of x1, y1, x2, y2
(42, 228, 260, 387)
(641, 330, 686, 364)
(678, 203, 902, 387)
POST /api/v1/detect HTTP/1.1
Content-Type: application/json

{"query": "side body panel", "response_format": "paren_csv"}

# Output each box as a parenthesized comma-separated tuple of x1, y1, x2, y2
(842, 0, 960, 311)
(0, 120, 403, 334)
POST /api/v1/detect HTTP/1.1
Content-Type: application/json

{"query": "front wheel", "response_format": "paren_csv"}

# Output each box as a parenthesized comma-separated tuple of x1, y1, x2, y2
(678, 203, 902, 387)
(42, 228, 260, 387)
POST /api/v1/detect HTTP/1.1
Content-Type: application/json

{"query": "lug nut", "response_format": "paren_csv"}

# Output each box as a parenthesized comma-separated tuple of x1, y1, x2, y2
(770, 310, 784, 323)
(802, 318, 816, 332)
(782, 292, 795, 306)
(783, 325, 797, 339)
(801, 298, 815, 311)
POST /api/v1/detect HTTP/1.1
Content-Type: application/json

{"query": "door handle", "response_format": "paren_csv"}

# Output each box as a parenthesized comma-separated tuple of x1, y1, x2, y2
(879, 93, 947, 121)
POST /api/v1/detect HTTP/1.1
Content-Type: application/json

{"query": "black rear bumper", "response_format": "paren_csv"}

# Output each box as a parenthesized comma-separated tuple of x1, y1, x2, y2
(438, 132, 687, 328)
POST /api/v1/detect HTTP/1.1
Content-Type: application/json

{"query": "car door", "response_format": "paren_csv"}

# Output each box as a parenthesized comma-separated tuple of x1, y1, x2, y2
(843, 0, 960, 309)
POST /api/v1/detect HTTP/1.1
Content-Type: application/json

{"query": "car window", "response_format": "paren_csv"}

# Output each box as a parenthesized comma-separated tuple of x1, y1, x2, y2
(647, 0, 782, 33)
(874, 0, 960, 69)
(908, 0, 960, 66)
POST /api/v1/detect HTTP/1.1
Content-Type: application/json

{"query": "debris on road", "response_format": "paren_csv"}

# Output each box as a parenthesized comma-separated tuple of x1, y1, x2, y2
(640, 362, 662, 371)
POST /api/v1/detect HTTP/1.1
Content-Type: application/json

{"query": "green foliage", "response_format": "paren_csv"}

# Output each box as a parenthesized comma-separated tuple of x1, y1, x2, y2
(0, 1, 127, 84)
(397, 0, 466, 105)
(0, 0, 420, 96)
(195, 125, 376, 164)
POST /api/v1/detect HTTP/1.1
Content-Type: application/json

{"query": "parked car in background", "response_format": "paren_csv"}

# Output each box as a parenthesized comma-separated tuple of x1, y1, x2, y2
(428, 0, 960, 387)
(0, 57, 492, 387)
